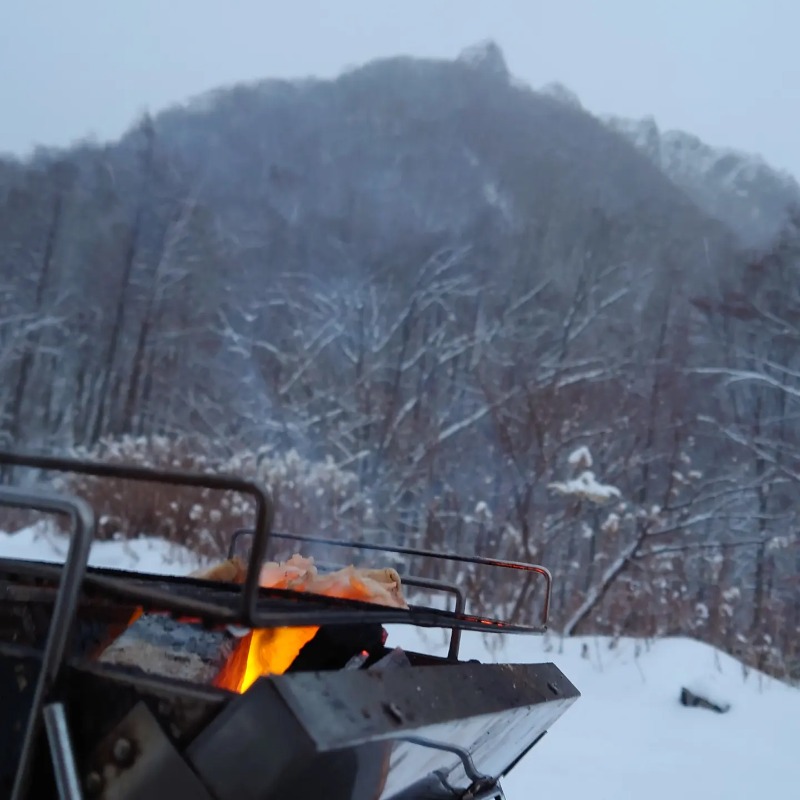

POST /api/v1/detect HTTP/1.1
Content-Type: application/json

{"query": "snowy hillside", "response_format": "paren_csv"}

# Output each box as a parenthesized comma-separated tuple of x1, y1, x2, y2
(391, 626, 800, 800)
(0, 527, 797, 799)
(605, 113, 800, 244)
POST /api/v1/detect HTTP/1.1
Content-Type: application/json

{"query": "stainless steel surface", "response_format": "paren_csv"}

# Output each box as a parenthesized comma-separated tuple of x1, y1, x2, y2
(43, 703, 83, 800)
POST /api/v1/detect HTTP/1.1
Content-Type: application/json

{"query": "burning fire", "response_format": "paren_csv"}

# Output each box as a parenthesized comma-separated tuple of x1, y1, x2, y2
(215, 626, 319, 693)
(203, 554, 408, 693)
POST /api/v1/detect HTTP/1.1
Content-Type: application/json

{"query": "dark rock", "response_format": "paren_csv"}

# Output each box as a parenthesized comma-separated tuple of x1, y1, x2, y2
(680, 686, 731, 714)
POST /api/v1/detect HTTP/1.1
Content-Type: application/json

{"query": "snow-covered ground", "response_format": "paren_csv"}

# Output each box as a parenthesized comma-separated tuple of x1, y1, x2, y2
(1, 525, 798, 799)
(0, 522, 205, 575)
(389, 626, 800, 799)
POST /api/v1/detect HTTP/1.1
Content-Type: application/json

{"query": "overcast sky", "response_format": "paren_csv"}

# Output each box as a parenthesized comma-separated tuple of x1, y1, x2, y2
(1, 0, 798, 177)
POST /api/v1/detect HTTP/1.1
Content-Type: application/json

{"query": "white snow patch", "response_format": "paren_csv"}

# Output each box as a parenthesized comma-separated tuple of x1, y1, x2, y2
(482, 180, 514, 221)
(600, 512, 620, 534)
(567, 445, 593, 469)
(549, 470, 622, 504)
(0, 523, 205, 575)
(683, 672, 732, 713)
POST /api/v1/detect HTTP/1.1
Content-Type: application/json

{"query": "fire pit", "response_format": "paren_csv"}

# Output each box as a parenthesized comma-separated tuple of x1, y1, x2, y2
(0, 450, 579, 800)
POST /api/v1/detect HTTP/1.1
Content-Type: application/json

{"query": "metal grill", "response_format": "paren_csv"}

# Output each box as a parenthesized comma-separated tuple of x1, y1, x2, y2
(0, 449, 577, 800)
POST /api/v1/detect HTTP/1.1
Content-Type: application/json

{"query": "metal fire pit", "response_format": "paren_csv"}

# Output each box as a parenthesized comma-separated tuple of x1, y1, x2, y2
(0, 450, 579, 800)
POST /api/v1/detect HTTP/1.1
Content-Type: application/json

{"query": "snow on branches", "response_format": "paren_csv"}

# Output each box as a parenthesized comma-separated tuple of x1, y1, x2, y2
(549, 446, 621, 504)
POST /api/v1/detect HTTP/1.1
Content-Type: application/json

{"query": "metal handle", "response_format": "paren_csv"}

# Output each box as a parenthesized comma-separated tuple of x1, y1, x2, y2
(0, 449, 275, 628)
(253, 540, 467, 659)
(230, 527, 552, 633)
(0, 485, 94, 800)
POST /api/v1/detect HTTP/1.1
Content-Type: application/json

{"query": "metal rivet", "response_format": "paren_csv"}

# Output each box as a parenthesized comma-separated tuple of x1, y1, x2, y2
(112, 737, 134, 766)
(383, 702, 404, 723)
(85, 771, 103, 794)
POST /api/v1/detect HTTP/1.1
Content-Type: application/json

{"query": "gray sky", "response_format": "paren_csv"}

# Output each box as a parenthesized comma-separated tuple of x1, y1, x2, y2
(1, 0, 798, 177)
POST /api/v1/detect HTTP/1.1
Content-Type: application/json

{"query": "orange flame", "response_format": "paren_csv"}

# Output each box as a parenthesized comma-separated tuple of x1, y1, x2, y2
(215, 626, 319, 693)
(207, 556, 407, 693)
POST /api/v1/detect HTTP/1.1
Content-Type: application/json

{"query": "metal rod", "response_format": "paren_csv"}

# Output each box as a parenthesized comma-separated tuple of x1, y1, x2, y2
(0, 447, 546, 645)
(0, 486, 95, 800)
(230, 527, 552, 630)
(82, 572, 542, 633)
(43, 703, 83, 800)
(469, 785, 507, 800)
(389, 574, 464, 660)
(0, 555, 545, 636)
(0, 449, 275, 628)
(297, 555, 465, 659)
(401, 734, 493, 786)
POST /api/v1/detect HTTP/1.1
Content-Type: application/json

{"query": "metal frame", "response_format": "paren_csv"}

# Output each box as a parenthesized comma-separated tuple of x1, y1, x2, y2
(0, 485, 94, 800)
(230, 528, 466, 660)
(0, 450, 551, 638)
(0, 449, 569, 800)
(401, 735, 494, 795)
(0, 449, 275, 628)
(230, 527, 552, 632)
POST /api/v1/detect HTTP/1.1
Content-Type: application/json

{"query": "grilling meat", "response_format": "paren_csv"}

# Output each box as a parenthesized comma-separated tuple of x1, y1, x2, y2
(191, 553, 408, 609)
(191, 558, 248, 583)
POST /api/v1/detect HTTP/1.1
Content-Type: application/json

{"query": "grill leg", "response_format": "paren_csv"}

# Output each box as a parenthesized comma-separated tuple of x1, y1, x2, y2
(43, 703, 83, 800)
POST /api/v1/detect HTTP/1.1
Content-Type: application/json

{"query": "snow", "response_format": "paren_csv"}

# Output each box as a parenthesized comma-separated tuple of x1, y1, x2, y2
(1, 528, 798, 799)
(567, 445, 593, 468)
(0, 523, 204, 575)
(549, 470, 622, 504)
(387, 627, 800, 800)
(600, 512, 620, 534)
(474, 500, 492, 519)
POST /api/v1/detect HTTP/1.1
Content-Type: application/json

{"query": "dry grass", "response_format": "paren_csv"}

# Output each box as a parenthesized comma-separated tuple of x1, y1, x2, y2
(47, 435, 366, 560)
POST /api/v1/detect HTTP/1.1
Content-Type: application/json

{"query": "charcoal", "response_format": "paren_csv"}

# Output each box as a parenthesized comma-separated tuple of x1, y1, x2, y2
(97, 614, 238, 685)
(286, 623, 385, 672)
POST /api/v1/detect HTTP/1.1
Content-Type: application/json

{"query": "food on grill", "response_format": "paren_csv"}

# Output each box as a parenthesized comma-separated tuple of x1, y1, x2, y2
(260, 554, 408, 609)
(192, 552, 408, 608)
(191, 557, 248, 583)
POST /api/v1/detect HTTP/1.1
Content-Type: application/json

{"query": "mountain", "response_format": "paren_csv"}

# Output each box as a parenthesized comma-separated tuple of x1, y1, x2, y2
(140, 41, 735, 289)
(0, 40, 758, 461)
(604, 114, 800, 246)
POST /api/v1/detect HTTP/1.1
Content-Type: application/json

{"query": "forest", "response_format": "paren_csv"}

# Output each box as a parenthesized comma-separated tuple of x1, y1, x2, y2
(0, 45, 797, 679)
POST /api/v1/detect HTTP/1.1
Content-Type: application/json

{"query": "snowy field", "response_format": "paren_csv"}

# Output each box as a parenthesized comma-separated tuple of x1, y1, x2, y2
(1, 524, 799, 799)
(390, 626, 800, 800)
